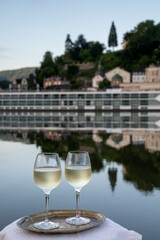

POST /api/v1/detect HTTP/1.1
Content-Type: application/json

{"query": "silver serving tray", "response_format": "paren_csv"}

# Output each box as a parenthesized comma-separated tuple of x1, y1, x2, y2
(17, 209, 106, 234)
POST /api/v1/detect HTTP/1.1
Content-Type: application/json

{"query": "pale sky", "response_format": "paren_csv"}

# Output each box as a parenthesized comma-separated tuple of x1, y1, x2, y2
(0, 0, 160, 71)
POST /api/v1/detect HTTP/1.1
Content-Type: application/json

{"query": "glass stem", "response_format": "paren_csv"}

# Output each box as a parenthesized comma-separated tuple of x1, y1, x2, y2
(45, 193, 49, 222)
(76, 191, 80, 218)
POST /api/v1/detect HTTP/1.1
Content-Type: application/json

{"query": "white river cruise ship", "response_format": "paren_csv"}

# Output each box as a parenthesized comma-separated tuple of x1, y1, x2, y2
(0, 89, 160, 111)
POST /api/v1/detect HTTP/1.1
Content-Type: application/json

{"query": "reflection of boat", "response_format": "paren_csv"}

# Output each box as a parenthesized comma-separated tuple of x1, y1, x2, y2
(1, 111, 160, 152)
(0, 111, 160, 131)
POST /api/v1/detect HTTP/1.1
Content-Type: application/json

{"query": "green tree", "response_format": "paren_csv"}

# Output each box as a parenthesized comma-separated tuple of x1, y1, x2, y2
(79, 42, 105, 62)
(0, 80, 10, 89)
(121, 20, 160, 70)
(64, 34, 73, 59)
(108, 21, 118, 51)
(89, 42, 105, 60)
(67, 65, 79, 79)
(27, 73, 36, 90)
(99, 78, 110, 89)
(36, 51, 56, 87)
(74, 34, 88, 49)
(65, 34, 73, 52)
(70, 34, 88, 62)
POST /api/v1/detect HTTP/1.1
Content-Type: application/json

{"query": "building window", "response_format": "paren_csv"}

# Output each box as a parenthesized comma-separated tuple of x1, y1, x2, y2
(11, 95, 18, 99)
(44, 94, 50, 99)
(20, 95, 26, 99)
(3, 95, 10, 99)
(113, 101, 120, 108)
(12, 101, 18, 105)
(86, 116, 91, 122)
(52, 116, 59, 121)
(44, 101, 51, 105)
(28, 101, 34, 105)
(36, 101, 42, 105)
(36, 95, 42, 99)
(52, 95, 59, 99)
(122, 94, 129, 99)
(131, 94, 139, 98)
(122, 100, 130, 106)
(140, 93, 148, 98)
(122, 116, 130, 122)
(61, 95, 67, 99)
(4, 101, 10, 106)
(36, 116, 43, 121)
(96, 101, 102, 107)
(104, 94, 111, 99)
(69, 94, 76, 99)
(78, 101, 85, 107)
(141, 100, 148, 105)
(86, 94, 94, 99)
(20, 101, 26, 106)
(96, 114, 102, 121)
(104, 100, 111, 105)
(113, 94, 120, 99)
(86, 100, 91, 106)
(141, 116, 148, 122)
(78, 94, 85, 99)
(131, 100, 139, 108)
(95, 94, 102, 99)
(11, 116, 18, 121)
(78, 115, 85, 121)
(52, 101, 59, 105)
(104, 116, 111, 121)
(28, 95, 34, 99)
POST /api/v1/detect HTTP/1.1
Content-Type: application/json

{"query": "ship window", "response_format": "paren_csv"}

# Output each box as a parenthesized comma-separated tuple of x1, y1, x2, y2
(122, 100, 130, 105)
(104, 100, 111, 105)
(104, 94, 111, 99)
(141, 100, 148, 105)
(28, 95, 34, 99)
(86, 94, 93, 99)
(69, 94, 76, 99)
(122, 94, 129, 99)
(131, 94, 139, 98)
(140, 93, 148, 98)
(113, 94, 120, 99)
(95, 94, 102, 99)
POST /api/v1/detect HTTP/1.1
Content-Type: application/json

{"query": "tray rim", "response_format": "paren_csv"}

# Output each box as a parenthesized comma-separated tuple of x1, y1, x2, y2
(17, 209, 106, 234)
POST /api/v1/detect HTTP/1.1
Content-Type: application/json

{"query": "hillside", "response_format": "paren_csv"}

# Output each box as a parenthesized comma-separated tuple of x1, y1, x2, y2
(0, 67, 36, 82)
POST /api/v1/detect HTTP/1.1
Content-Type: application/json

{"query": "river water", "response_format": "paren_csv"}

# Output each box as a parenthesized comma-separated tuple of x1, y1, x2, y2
(0, 111, 160, 240)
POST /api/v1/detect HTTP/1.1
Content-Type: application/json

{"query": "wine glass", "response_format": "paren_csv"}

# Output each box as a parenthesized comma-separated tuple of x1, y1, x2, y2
(65, 151, 92, 225)
(33, 153, 61, 230)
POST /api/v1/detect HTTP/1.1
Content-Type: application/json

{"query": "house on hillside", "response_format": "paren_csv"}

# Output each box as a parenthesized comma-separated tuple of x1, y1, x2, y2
(9, 78, 28, 91)
(132, 68, 146, 83)
(145, 64, 160, 83)
(105, 67, 131, 87)
(43, 76, 70, 90)
(92, 61, 105, 89)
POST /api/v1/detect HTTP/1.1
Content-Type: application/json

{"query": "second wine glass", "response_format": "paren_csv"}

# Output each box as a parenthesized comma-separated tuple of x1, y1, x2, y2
(65, 151, 92, 225)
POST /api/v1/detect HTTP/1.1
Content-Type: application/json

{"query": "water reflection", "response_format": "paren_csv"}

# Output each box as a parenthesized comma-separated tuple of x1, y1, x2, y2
(0, 111, 160, 193)
(108, 164, 118, 192)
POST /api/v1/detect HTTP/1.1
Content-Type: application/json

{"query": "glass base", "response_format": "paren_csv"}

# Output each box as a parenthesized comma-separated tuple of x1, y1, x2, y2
(65, 216, 90, 226)
(33, 221, 59, 230)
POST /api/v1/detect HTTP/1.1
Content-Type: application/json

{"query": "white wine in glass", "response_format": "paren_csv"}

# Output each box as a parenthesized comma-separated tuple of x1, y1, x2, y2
(65, 151, 91, 225)
(33, 153, 61, 230)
